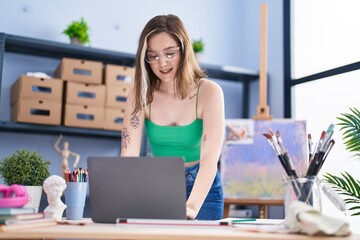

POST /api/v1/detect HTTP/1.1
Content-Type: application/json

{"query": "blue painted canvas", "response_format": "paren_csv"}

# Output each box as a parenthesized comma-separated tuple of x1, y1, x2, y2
(220, 119, 308, 199)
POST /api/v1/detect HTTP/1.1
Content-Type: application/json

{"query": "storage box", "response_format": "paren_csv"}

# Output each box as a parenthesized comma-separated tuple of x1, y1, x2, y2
(103, 108, 125, 131)
(63, 104, 104, 129)
(65, 82, 105, 106)
(55, 58, 103, 84)
(105, 83, 131, 108)
(104, 64, 135, 86)
(11, 98, 62, 125)
(11, 75, 63, 105)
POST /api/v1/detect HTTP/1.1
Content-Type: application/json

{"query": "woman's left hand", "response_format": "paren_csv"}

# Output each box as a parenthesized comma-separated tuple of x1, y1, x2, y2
(186, 206, 197, 220)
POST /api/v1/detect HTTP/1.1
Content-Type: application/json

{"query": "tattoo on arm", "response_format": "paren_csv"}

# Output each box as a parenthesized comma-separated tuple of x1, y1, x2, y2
(121, 127, 131, 150)
(202, 134, 207, 145)
(130, 115, 140, 129)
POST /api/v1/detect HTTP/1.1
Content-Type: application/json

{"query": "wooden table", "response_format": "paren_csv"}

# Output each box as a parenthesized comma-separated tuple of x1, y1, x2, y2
(223, 198, 284, 218)
(0, 219, 358, 240)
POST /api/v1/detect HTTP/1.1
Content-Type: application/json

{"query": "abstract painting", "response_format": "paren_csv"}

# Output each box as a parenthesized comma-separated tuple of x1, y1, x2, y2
(220, 119, 308, 200)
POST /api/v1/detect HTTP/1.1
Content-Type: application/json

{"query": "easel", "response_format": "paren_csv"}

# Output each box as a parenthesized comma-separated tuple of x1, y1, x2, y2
(223, 3, 283, 219)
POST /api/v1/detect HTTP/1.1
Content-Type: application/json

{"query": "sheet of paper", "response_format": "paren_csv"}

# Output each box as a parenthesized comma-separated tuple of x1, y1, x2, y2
(116, 218, 230, 228)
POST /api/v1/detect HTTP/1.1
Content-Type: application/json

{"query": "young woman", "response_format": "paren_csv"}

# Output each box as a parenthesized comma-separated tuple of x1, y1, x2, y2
(121, 14, 225, 220)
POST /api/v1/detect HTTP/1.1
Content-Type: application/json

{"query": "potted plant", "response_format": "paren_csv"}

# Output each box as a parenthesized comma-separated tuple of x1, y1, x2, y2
(62, 18, 90, 45)
(323, 107, 360, 216)
(192, 38, 204, 61)
(0, 149, 51, 212)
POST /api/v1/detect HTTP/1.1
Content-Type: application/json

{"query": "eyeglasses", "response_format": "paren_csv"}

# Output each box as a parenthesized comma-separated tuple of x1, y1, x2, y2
(145, 46, 180, 64)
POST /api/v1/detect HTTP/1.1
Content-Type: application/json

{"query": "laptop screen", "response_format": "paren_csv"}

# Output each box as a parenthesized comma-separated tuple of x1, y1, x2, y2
(87, 156, 187, 223)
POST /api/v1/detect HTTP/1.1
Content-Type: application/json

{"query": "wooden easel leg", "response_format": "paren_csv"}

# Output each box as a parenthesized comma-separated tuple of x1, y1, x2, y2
(223, 203, 231, 218)
(252, 3, 272, 121)
(259, 205, 268, 219)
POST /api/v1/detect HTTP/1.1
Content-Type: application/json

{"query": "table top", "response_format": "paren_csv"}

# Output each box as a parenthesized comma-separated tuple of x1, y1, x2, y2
(0, 219, 359, 240)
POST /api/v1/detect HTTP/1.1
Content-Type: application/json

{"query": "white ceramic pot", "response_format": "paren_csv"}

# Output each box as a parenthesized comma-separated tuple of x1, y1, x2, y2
(24, 186, 43, 213)
(70, 37, 82, 45)
(195, 52, 202, 62)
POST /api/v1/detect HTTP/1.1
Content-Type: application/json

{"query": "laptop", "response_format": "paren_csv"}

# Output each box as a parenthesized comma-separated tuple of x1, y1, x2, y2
(87, 156, 187, 223)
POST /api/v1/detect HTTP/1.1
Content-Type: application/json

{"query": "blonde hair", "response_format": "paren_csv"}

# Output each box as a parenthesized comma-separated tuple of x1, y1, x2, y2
(132, 14, 206, 114)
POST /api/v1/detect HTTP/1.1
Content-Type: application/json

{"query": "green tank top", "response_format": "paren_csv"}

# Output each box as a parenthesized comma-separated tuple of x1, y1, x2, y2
(144, 86, 203, 163)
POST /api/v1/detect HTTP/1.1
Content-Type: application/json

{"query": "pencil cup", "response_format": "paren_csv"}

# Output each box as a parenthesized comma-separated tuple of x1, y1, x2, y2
(64, 182, 88, 220)
(284, 176, 321, 217)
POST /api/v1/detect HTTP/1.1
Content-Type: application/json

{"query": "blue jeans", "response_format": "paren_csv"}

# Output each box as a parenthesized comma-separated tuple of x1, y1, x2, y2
(185, 163, 224, 220)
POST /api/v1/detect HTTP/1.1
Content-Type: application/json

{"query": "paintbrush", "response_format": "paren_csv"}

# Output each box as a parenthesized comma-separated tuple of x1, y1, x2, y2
(262, 132, 292, 176)
(263, 130, 302, 199)
(276, 130, 298, 178)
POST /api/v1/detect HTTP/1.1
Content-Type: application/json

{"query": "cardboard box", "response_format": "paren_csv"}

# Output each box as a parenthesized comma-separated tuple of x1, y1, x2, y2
(65, 82, 105, 106)
(63, 104, 104, 129)
(104, 64, 135, 86)
(103, 107, 125, 131)
(105, 83, 131, 108)
(11, 75, 63, 105)
(11, 98, 62, 125)
(55, 58, 103, 84)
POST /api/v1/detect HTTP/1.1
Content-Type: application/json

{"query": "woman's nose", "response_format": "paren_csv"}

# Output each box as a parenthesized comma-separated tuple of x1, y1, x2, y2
(158, 56, 168, 67)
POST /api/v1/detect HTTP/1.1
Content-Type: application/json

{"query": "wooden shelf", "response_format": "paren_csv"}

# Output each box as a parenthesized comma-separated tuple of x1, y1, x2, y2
(0, 32, 258, 138)
(0, 121, 121, 138)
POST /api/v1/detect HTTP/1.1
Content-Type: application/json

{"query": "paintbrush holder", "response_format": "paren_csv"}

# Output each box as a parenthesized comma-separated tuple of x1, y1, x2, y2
(284, 176, 322, 218)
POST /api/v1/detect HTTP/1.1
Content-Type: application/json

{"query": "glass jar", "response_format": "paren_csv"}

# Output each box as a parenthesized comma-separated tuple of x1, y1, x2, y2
(284, 176, 322, 217)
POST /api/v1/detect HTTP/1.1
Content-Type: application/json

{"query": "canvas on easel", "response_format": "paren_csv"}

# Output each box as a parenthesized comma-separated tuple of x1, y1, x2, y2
(221, 119, 308, 200)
